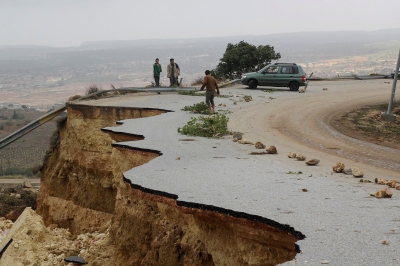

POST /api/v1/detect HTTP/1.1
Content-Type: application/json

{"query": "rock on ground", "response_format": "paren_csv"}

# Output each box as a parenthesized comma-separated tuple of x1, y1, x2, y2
(266, 145, 277, 154)
(306, 159, 320, 165)
(255, 141, 266, 149)
(371, 188, 393, 198)
(238, 139, 253, 144)
(351, 167, 364, 178)
(332, 162, 345, 173)
(296, 154, 306, 161)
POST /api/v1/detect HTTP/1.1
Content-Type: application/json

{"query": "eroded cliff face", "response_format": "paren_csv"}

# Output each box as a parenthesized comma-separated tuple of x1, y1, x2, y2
(36, 103, 304, 266)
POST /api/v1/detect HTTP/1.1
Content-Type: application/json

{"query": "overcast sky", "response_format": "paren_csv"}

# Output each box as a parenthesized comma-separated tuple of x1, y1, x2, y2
(1, 0, 399, 47)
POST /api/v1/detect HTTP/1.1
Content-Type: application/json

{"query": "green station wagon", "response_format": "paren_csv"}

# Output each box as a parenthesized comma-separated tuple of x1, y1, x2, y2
(240, 63, 306, 91)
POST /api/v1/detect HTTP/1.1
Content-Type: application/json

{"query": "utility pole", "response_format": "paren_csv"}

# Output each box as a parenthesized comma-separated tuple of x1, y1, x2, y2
(381, 48, 400, 122)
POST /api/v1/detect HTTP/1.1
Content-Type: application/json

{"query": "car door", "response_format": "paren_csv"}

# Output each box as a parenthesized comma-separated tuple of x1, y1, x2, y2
(276, 66, 298, 86)
(259, 65, 279, 86)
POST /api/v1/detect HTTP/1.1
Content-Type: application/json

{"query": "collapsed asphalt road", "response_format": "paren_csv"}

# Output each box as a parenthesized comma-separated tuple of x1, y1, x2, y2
(71, 79, 400, 265)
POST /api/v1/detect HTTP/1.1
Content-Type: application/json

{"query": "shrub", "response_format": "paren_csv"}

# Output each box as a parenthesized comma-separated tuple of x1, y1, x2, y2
(178, 90, 205, 96)
(85, 84, 101, 95)
(191, 77, 204, 86)
(178, 90, 228, 98)
(68, 95, 82, 102)
(181, 102, 211, 114)
(178, 114, 230, 138)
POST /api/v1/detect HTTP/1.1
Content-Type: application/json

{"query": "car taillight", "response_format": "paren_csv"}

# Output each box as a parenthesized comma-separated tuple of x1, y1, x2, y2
(302, 75, 306, 82)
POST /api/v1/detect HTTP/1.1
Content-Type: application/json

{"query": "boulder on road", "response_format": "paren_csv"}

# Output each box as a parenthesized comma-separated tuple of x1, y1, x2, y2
(306, 159, 320, 165)
(371, 188, 393, 198)
(332, 162, 345, 173)
(296, 154, 306, 161)
(255, 141, 266, 149)
(351, 167, 363, 178)
(266, 145, 277, 154)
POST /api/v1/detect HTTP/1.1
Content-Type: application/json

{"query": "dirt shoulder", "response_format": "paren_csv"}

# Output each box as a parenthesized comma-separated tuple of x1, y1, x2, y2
(332, 103, 400, 150)
(228, 79, 400, 180)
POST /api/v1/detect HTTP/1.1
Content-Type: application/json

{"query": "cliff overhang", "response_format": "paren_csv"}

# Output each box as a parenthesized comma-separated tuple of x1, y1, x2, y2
(35, 103, 304, 265)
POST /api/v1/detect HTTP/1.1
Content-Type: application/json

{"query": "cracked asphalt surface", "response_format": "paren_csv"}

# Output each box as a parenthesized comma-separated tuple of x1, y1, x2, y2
(87, 79, 400, 265)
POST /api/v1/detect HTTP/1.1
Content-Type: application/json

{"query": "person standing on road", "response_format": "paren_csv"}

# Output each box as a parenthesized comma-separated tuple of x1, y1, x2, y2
(153, 58, 162, 87)
(199, 70, 220, 113)
(167, 58, 180, 87)
(175, 62, 180, 86)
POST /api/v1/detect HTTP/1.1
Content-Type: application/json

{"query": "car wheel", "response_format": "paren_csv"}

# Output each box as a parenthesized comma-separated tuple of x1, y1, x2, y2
(289, 82, 300, 91)
(248, 80, 258, 89)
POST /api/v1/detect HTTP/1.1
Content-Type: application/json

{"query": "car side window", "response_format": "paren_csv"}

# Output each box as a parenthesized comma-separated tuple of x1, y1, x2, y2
(279, 66, 299, 74)
(280, 67, 288, 74)
(266, 66, 279, 74)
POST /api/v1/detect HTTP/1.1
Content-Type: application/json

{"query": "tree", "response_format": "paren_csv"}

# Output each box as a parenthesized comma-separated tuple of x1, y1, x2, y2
(212, 41, 281, 80)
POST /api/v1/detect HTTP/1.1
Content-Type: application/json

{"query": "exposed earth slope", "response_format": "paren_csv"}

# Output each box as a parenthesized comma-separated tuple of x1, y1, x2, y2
(1, 79, 400, 265)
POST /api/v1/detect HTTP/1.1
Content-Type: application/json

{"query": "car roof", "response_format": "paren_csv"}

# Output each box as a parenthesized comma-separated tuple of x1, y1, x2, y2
(273, 63, 297, 66)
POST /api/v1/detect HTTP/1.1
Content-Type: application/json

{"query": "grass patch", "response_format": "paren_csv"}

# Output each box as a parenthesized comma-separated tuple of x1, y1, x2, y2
(243, 95, 252, 102)
(178, 90, 229, 98)
(263, 89, 278, 93)
(178, 114, 230, 138)
(287, 171, 303, 175)
(352, 101, 400, 140)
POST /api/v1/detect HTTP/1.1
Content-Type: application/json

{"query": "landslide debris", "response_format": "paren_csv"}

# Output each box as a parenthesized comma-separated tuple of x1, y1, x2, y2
(0, 208, 114, 266)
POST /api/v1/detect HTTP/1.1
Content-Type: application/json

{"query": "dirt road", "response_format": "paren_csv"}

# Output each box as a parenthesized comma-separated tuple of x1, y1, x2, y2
(0, 178, 40, 184)
(229, 79, 400, 181)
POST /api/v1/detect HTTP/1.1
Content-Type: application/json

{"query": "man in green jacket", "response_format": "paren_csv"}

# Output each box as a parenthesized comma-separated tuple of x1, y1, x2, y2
(153, 58, 162, 87)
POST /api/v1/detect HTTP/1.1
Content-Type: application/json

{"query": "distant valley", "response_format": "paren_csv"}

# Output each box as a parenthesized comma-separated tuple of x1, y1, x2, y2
(0, 28, 399, 108)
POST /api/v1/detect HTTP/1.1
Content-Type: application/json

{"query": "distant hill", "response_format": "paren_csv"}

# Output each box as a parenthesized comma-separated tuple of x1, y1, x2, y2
(79, 28, 400, 49)
(0, 28, 399, 77)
